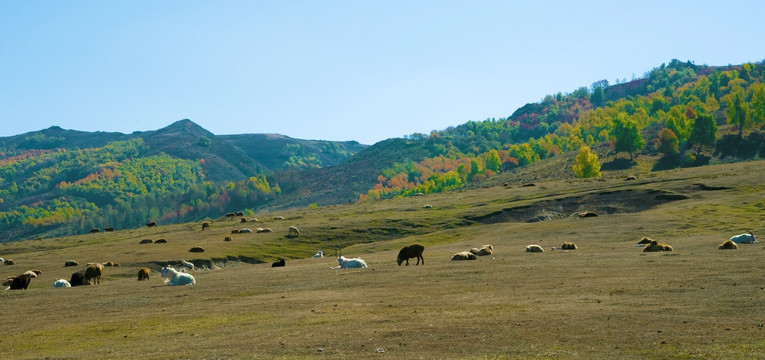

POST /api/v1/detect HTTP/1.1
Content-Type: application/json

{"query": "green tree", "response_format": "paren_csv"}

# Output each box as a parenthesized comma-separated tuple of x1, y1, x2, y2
(656, 128, 679, 158)
(572, 146, 601, 178)
(666, 106, 691, 143)
(612, 115, 645, 160)
(726, 92, 750, 137)
(749, 82, 765, 126)
(484, 150, 501, 173)
(688, 113, 718, 157)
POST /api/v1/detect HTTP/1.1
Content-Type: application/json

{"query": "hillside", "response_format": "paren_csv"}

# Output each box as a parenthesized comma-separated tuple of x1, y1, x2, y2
(1, 160, 763, 358)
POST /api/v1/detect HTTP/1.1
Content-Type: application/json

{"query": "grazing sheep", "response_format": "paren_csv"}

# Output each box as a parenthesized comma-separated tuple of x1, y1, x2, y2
(451, 251, 477, 261)
(137, 267, 151, 281)
(202, 221, 211, 230)
(69, 270, 88, 287)
(238, 228, 253, 233)
(89, 228, 101, 233)
(637, 237, 653, 245)
(288, 226, 300, 237)
(274, 216, 285, 220)
(180, 260, 194, 271)
(397, 244, 425, 266)
(160, 266, 195, 286)
(719, 240, 738, 250)
(139, 239, 154, 244)
(146, 221, 157, 227)
(561, 242, 578, 250)
(313, 250, 324, 258)
(9, 273, 32, 290)
(643, 240, 673, 252)
(332, 253, 368, 269)
(271, 258, 286, 267)
(256, 228, 273, 233)
(103, 261, 118, 267)
(730, 232, 757, 244)
(4, 259, 15, 265)
(104, 227, 114, 232)
(240, 217, 248, 223)
(525, 244, 545, 253)
(469, 244, 493, 256)
(189, 247, 205, 253)
(578, 211, 598, 218)
(154, 238, 167, 243)
(422, 204, 433, 209)
(85, 263, 104, 285)
(224, 236, 233, 242)
(52, 279, 71, 288)
(64, 260, 79, 267)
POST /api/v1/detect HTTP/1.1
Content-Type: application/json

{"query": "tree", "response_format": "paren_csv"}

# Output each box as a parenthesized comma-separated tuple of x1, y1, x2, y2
(726, 92, 750, 137)
(484, 150, 501, 173)
(612, 115, 645, 160)
(749, 82, 765, 126)
(666, 106, 691, 143)
(572, 146, 601, 178)
(656, 128, 679, 158)
(688, 113, 718, 157)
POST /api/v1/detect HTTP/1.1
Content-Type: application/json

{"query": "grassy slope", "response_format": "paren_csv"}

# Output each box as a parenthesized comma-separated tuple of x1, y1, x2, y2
(1, 160, 764, 359)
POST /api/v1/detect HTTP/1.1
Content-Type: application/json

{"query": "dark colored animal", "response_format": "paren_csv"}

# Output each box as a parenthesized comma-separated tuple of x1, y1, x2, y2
(397, 244, 425, 266)
(85, 263, 104, 285)
(139, 239, 154, 244)
(643, 240, 673, 252)
(9, 273, 32, 290)
(90, 228, 101, 233)
(103, 261, 119, 267)
(561, 242, 577, 250)
(202, 221, 211, 230)
(624, 176, 637, 181)
(235, 211, 244, 217)
(225, 212, 237, 218)
(637, 237, 653, 245)
(64, 260, 79, 267)
(231, 229, 240, 234)
(146, 221, 157, 227)
(719, 239, 738, 250)
(189, 247, 205, 253)
(70, 270, 88, 286)
(104, 227, 114, 232)
(137, 267, 150, 281)
(274, 216, 285, 220)
(578, 211, 598, 218)
(224, 236, 233, 241)
(241, 217, 248, 223)
(271, 258, 286, 267)
(4, 259, 15, 265)
(256, 228, 272, 233)
(154, 238, 167, 243)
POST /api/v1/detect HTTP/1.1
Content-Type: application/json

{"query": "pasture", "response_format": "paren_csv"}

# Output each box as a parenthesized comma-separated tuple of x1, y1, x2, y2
(1, 160, 764, 359)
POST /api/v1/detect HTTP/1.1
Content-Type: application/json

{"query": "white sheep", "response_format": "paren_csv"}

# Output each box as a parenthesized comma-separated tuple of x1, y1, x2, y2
(52, 279, 71, 288)
(180, 260, 195, 271)
(332, 255, 367, 269)
(312, 250, 324, 258)
(730, 232, 757, 244)
(160, 266, 196, 286)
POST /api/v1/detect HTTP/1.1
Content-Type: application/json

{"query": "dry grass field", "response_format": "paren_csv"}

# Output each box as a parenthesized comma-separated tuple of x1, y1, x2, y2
(1, 160, 764, 359)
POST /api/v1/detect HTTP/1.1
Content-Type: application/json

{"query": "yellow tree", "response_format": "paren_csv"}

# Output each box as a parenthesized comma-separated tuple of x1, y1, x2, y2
(572, 146, 601, 178)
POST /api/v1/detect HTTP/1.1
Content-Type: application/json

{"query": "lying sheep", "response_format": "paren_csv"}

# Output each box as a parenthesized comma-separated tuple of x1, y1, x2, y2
(271, 258, 286, 267)
(256, 228, 273, 233)
(561, 242, 578, 250)
(469, 244, 493, 256)
(525, 244, 544, 253)
(332, 253, 367, 269)
(180, 260, 194, 271)
(64, 260, 79, 267)
(451, 251, 477, 261)
(730, 232, 757, 244)
(313, 250, 324, 258)
(719, 239, 738, 250)
(160, 266, 195, 286)
(643, 240, 673, 252)
(52, 279, 71, 288)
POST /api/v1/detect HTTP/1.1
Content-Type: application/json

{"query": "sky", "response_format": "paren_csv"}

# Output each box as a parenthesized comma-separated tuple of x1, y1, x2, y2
(1, 1, 764, 145)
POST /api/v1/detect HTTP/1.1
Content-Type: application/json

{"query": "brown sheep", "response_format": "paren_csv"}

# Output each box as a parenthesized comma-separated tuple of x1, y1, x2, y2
(9, 273, 32, 290)
(561, 242, 578, 250)
(719, 239, 738, 250)
(231, 229, 240, 234)
(224, 236, 233, 242)
(189, 247, 205, 253)
(240, 217, 248, 223)
(85, 263, 104, 285)
(637, 237, 653, 245)
(469, 244, 493, 256)
(451, 251, 477, 261)
(201, 221, 211, 230)
(643, 240, 673, 252)
(397, 244, 425, 266)
(525, 244, 544, 253)
(137, 267, 151, 281)
(146, 221, 157, 227)
(154, 238, 167, 243)
(139, 239, 154, 244)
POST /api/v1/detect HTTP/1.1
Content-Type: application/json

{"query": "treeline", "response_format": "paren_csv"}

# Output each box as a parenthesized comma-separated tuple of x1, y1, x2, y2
(0, 139, 280, 240)
(363, 60, 765, 200)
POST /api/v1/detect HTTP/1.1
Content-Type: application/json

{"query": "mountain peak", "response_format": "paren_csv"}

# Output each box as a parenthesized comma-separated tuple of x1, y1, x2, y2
(154, 119, 215, 139)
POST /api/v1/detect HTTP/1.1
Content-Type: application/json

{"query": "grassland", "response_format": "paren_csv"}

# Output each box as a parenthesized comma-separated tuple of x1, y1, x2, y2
(1, 160, 764, 359)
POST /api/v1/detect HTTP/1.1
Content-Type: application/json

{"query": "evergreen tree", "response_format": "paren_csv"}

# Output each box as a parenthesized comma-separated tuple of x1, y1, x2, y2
(613, 115, 645, 160)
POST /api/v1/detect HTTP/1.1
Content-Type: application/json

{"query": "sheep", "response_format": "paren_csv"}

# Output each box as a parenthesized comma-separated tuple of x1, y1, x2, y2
(9, 273, 32, 290)
(643, 240, 673, 252)
(256, 228, 273, 233)
(624, 175, 638, 181)
(240, 217, 248, 223)
(0, 257, 3, 262)
(154, 238, 167, 244)
(69, 270, 88, 286)
(469, 244, 493, 256)
(103, 261, 119, 267)
(636, 237, 653, 246)
(271, 258, 286, 267)
(85, 263, 104, 285)
(235, 211, 244, 217)
(238, 228, 253, 233)
(578, 211, 598, 218)
(224, 236, 233, 242)
(2, 276, 13, 289)
(89, 228, 101, 233)
(231, 229, 240, 234)
(225, 212, 237, 218)
(137, 267, 151, 281)
(146, 221, 157, 227)
(288, 226, 300, 237)
(139, 239, 154, 244)
(397, 244, 425, 266)
(189, 247, 205, 253)
(561, 242, 578, 250)
(332, 252, 368, 269)
(730, 232, 757, 244)
(21, 270, 38, 278)
(160, 266, 195, 286)
(202, 221, 211, 230)
(4, 259, 15, 265)
(52, 279, 71, 288)
(64, 260, 79, 267)
(313, 250, 324, 258)
(274, 216, 285, 220)
(451, 251, 477, 261)
(104, 227, 114, 232)
(719, 239, 738, 250)
(525, 244, 545, 253)
(422, 204, 433, 209)
(180, 260, 195, 271)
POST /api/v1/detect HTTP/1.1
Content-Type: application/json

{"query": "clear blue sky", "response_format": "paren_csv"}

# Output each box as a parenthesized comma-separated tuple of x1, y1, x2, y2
(1, 1, 763, 145)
